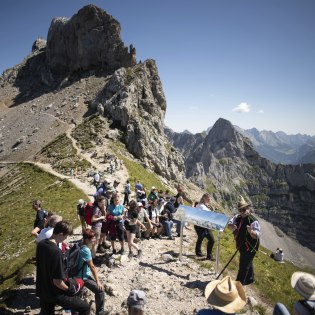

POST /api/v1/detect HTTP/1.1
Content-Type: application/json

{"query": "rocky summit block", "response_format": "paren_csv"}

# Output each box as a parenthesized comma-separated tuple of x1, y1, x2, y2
(46, 4, 136, 74)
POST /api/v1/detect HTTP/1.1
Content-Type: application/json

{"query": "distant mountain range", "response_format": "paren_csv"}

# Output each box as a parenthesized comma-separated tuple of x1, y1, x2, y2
(201, 126, 315, 165)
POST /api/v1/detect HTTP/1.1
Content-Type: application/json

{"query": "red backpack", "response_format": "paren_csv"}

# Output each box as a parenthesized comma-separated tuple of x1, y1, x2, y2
(84, 202, 94, 226)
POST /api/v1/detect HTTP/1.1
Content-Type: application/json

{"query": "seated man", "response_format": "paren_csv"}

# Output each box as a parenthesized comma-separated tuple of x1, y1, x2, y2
(36, 221, 90, 315)
(136, 202, 152, 239)
(270, 248, 284, 263)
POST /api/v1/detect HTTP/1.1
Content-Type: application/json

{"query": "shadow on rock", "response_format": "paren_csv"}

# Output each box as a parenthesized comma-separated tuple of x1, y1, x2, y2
(139, 261, 187, 279)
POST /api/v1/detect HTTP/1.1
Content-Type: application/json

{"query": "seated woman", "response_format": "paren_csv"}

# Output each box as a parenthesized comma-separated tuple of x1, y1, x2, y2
(77, 229, 107, 315)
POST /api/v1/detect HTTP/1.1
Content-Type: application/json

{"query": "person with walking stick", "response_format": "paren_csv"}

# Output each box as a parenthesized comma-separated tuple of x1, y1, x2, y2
(228, 196, 261, 285)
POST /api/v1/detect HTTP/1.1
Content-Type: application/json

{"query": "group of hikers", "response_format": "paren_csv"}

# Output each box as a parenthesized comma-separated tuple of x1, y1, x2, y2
(31, 178, 315, 314)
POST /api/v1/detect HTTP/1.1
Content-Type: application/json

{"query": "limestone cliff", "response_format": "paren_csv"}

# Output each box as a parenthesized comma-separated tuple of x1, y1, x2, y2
(166, 118, 315, 251)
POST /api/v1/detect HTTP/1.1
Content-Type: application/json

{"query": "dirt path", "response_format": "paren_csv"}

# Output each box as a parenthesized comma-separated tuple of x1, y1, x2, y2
(3, 135, 270, 315)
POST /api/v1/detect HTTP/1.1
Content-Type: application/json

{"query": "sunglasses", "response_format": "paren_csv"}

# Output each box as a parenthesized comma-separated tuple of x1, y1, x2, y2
(239, 207, 249, 212)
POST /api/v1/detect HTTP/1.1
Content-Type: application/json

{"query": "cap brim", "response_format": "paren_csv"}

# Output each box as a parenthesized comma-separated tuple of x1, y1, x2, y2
(205, 281, 247, 314)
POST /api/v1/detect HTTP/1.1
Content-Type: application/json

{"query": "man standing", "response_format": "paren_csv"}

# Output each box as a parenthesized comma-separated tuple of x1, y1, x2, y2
(36, 221, 90, 314)
(31, 200, 47, 237)
(228, 196, 261, 285)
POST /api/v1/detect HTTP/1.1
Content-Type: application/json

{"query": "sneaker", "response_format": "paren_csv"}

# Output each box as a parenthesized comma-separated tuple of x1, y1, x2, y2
(196, 252, 204, 257)
(112, 249, 117, 255)
(97, 245, 106, 253)
(157, 235, 163, 239)
(119, 249, 125, 255)
(128, 252, 133, 258)
(98, 310, 110, 315)
(137, 249, 142, 258)
(167, 236, 174, 240)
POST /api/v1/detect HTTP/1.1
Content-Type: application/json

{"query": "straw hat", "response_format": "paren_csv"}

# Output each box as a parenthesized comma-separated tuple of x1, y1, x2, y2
(238, 196, 250, 210)
(291, 272, 315, 299)
(205, 276, 247, 314)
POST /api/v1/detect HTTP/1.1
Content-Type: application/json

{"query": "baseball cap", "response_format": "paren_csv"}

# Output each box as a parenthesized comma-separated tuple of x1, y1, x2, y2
(78, 199, 85, 205)
(137, 202, 143, 207)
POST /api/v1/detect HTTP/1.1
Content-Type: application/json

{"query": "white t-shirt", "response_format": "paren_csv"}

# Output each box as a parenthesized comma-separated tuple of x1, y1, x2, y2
(36, 226, 53, 243)
(197, 203, 211, 211)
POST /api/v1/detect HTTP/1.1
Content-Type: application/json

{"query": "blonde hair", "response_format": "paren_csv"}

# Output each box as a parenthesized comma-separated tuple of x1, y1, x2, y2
(199, 193, 211, 205)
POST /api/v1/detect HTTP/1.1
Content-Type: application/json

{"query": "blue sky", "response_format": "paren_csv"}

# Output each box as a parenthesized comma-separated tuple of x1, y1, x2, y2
(1, 0, 314, 135)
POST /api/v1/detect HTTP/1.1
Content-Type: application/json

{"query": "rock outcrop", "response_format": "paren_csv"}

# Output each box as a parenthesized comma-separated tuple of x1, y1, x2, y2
(46, 4, 136, 74)
(166, 118, 315, 251)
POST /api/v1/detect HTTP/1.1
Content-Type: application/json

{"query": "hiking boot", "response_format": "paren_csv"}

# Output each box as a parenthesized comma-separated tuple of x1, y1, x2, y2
(196, 252, 204, 257)
(206, 255, 215, 261)
(167, 236, 174, 240)
(112, 249, 117, 255)
(137, 249, 142, 258)
(119, 249, 125, 255)
(97, 244, 106, 253)
(157, 235, 163, 239)
(98, 310, 110, 315)
(128, 252, 133, 258)
(101, 242, 111, 249)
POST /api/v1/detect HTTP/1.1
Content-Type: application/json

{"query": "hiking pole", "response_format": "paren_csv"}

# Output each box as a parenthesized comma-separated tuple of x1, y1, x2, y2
(215, 248, 239, 280)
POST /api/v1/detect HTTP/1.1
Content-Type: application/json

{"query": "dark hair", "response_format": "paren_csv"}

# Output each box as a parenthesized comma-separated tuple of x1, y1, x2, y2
(129, 200, 137, 212)
(95, 195, 105, 203)
(53, 221, 73, 236)
(83, 228, 96, 240)
(130, 211, 138, 219)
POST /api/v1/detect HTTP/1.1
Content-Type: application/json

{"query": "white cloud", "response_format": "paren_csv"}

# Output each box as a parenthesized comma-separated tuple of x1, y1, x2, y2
(232, 102, 251, 113)
(257, 109, 264, 114)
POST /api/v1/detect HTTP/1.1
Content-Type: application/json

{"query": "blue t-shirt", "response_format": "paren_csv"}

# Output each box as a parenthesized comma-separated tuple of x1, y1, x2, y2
(108, 204, 124, 217)
(77, 245, 92, 280)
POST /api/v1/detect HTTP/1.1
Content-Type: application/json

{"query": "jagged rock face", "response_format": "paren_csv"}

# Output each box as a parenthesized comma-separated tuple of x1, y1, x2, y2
(166, 118, 315, 251)
(96, 60, 185, 180)
(46, 5, 136, 74)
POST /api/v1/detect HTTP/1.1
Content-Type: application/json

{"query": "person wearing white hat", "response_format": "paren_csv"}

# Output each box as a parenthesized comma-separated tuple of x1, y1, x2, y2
(291, 272, 315, 314)
(196, 276, 247, 314)
(228, 196, 261, 285)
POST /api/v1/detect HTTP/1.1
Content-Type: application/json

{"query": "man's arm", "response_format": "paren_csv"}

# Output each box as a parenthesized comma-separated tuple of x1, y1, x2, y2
(53, 279, 69, 291)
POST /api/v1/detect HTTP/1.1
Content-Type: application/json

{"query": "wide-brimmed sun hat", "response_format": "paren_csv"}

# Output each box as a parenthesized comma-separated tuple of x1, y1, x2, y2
(238, 196, 250, 210)
(291, 272, 315, 299)
(205, 276, 247, 314)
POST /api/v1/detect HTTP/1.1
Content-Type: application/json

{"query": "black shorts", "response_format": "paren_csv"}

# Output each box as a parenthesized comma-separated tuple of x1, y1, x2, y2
(127, 224, 137, 234)
(109, 224, 125, 241)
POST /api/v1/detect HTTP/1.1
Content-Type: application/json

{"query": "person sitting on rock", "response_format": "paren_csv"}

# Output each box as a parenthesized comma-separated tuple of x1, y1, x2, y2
(77, 229, 107, 315)
(36, 214, 62, 244)
(147, 198, 163, 239)
(270, 248, 284, 263)
(135, 202, 153, 239)
(159, 202, 174, 240)
(196, 276, 247, 314)
(127, 290, 147, 315)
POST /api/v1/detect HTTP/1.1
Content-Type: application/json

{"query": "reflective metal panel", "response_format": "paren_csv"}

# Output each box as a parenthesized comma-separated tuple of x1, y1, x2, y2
(174, 205, 230, 231)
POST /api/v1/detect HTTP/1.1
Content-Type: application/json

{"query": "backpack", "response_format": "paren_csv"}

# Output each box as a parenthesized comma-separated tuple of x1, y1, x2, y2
(64, 242, 86, 278)
(84, 202, 94, 226)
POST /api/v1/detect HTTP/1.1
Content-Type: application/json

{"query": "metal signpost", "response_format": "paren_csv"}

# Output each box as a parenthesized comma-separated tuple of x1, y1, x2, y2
(174, 205, 230, 275)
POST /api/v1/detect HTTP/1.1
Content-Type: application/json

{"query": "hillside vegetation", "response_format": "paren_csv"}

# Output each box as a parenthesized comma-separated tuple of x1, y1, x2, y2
(0, 163, 89, 295)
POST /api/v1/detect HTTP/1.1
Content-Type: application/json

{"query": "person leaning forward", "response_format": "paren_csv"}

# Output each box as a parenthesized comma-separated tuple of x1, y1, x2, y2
(228, 196, 261, 286)
(36, 221, 90, 315)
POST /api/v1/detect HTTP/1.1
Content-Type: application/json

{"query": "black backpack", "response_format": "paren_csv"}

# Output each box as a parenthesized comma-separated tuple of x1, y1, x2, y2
(64, 242, 86, 278)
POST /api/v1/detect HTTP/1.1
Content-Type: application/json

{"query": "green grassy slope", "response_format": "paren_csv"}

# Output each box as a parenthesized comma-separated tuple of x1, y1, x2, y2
(0, 163, 89, 294)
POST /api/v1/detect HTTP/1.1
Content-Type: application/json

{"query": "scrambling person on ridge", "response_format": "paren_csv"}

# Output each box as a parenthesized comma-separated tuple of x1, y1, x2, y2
(228, 196, 261, 285)
(77, 229, 107, 315)
(194, 193, 216, 261)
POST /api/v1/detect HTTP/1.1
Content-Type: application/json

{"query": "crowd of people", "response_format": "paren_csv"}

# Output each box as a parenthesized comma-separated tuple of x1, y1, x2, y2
(31, 179, 315, 314)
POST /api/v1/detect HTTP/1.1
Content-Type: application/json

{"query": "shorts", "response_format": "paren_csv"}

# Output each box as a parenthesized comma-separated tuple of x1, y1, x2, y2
(126, 224, 137, 234)
(109, 223, 125, 241)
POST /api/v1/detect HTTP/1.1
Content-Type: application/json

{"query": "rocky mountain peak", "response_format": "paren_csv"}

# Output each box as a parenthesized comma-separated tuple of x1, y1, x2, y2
(46, 4, 136, 75)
